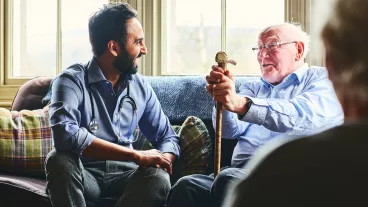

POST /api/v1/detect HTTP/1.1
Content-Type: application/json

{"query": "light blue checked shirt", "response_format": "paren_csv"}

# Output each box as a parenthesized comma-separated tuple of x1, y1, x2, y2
(212, 64, 344, 166)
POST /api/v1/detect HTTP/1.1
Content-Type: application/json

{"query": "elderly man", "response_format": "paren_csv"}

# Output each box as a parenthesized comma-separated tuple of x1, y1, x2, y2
(166, 22, 343, 207)
(225, 1, 368, 206)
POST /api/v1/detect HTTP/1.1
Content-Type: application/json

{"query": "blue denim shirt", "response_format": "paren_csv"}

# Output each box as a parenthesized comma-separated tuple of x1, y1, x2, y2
(49, 57, 180, 158)
(212, 64, 344, 166)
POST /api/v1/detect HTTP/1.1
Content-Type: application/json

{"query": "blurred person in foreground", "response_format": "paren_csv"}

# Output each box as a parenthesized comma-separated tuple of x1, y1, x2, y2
(166, 22, 344, 207)
(224, 0, 368, 206)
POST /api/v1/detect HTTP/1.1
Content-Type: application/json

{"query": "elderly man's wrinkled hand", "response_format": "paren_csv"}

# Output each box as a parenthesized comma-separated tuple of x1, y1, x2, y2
(205, 65, 234, 84)
(206, 65, 244, 112)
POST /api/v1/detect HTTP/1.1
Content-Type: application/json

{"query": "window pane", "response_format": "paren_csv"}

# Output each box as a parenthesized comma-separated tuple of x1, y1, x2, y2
(62, 0, 107, 70)
(164, 0, 221, 75)
(226, 0, 284, 75)
(11, 0, 57, 77)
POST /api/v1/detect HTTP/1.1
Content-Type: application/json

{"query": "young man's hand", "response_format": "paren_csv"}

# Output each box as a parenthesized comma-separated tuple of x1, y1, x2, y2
(135, 149, 173, 175)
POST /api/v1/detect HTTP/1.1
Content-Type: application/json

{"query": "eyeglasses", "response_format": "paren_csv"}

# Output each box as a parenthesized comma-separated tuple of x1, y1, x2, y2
(252, 41, 297, 55)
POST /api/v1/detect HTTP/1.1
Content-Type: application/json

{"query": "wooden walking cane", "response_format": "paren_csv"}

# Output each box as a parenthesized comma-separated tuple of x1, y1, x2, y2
(214, 52, 236, 177)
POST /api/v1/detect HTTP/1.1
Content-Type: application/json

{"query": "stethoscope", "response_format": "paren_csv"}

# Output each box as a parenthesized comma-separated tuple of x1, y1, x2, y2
(81, 64, 139, 144)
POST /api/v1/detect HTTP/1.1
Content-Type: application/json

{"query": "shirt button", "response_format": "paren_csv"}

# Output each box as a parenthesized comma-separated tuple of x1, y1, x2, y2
(111, 93, 114, 96)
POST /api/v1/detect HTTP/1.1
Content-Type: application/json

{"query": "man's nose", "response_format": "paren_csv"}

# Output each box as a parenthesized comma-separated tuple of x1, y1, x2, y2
(258, 48, 268, 58)
(141, 44, 147, 54)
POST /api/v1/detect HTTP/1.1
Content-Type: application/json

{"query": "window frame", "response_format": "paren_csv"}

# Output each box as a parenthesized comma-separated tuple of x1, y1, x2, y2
(3, 0, 62, 86)
(0, 0, 20, 107)
(0, 0, 104, 107)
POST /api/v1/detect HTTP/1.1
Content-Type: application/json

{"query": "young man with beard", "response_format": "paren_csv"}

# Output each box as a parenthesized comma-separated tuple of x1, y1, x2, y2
(166, 22, 344, 207)
(45, 3, 179, 207)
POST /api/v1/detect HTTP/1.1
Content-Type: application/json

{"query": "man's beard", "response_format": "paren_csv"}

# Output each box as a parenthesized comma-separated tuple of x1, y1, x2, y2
(113, 50, 139, 75)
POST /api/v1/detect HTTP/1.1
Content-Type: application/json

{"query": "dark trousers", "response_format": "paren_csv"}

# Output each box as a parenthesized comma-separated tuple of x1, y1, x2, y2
(45, 149, 171, 207)
(166, 159, 249, 207)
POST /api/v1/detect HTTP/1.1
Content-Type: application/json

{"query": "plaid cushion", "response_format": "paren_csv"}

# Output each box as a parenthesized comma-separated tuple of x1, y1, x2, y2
(133, 116, 212, 183)
(0, 107, 53, 177)
(175, 116, 212, 177)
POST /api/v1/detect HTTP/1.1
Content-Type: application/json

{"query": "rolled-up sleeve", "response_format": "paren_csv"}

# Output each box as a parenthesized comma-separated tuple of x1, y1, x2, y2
(49, 75, 96, 154)
(138, 81, 180, 157)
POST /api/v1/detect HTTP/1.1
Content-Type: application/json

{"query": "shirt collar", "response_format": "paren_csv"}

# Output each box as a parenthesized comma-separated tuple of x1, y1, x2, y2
(292, 63, 309, 81)
(86, 57, 134, 84)
(260, 63, 309, 88)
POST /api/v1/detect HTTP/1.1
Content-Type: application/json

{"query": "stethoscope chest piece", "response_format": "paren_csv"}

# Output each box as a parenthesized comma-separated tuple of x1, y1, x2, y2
(82, 63, 137, 143)
(89, 119, 99, 133)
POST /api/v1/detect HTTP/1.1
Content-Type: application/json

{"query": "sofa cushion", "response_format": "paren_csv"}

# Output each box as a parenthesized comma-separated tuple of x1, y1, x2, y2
(0, 173, 52, 207)
(11, 77, 52, 111)
(174, 116, 212, 177)
(0, 107, 53, 177)
(144, 76, 257, 123)
(133, 116, 212, 182)
(0, 173, 48, 197)
(145, 76, 214, 123)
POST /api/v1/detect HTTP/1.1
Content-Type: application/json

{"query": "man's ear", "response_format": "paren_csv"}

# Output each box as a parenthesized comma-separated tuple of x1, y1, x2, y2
(107, 40, 119, 57)
(295, 41, 305, 61)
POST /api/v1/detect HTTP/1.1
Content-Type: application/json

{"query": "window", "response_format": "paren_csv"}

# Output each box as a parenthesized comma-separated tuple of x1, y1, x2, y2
(5, 0, 107, 83)
(162, 0, 284, 75)
(0, 0, 314, 107)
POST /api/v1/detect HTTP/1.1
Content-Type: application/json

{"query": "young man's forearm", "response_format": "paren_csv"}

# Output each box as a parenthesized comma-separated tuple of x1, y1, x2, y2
(83, 138, 140, 162)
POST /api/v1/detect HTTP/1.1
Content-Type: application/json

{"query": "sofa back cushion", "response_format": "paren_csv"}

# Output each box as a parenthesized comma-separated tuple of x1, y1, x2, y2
(11, 77, 52, 111)
(144, 76, 257, 129)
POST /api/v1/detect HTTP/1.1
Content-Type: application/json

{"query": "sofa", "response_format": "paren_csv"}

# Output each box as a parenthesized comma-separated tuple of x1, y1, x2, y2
(0, 75, 254, 207)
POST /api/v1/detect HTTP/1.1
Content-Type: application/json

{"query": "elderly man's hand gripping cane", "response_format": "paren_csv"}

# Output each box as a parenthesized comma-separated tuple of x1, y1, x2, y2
(211, 52, 236, 177)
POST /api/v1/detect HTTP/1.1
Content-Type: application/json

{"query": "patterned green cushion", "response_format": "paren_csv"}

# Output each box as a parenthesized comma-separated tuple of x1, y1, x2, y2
(0, 107, 53, 177)
(133, 116, 212, 182)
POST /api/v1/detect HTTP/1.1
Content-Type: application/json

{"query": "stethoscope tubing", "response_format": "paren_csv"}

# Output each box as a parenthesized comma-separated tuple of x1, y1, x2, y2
(79, 64, 138, 144)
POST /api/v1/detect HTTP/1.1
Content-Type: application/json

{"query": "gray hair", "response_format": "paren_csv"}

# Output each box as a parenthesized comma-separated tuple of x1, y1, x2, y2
(261, 22, 310, 59)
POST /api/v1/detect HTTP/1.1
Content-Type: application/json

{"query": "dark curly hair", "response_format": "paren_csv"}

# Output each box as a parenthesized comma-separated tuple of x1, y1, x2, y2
(88, 3, 137, 57)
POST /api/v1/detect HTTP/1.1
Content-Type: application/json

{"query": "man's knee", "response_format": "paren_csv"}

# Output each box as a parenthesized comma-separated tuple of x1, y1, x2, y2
(171, 174, 212, 197)
(171, 176, 196, 193)
(137, 167, 171, 193)
(167, 175, 213, 207)
(45, 149, 82, 176)
(212, 168, 245, 196)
